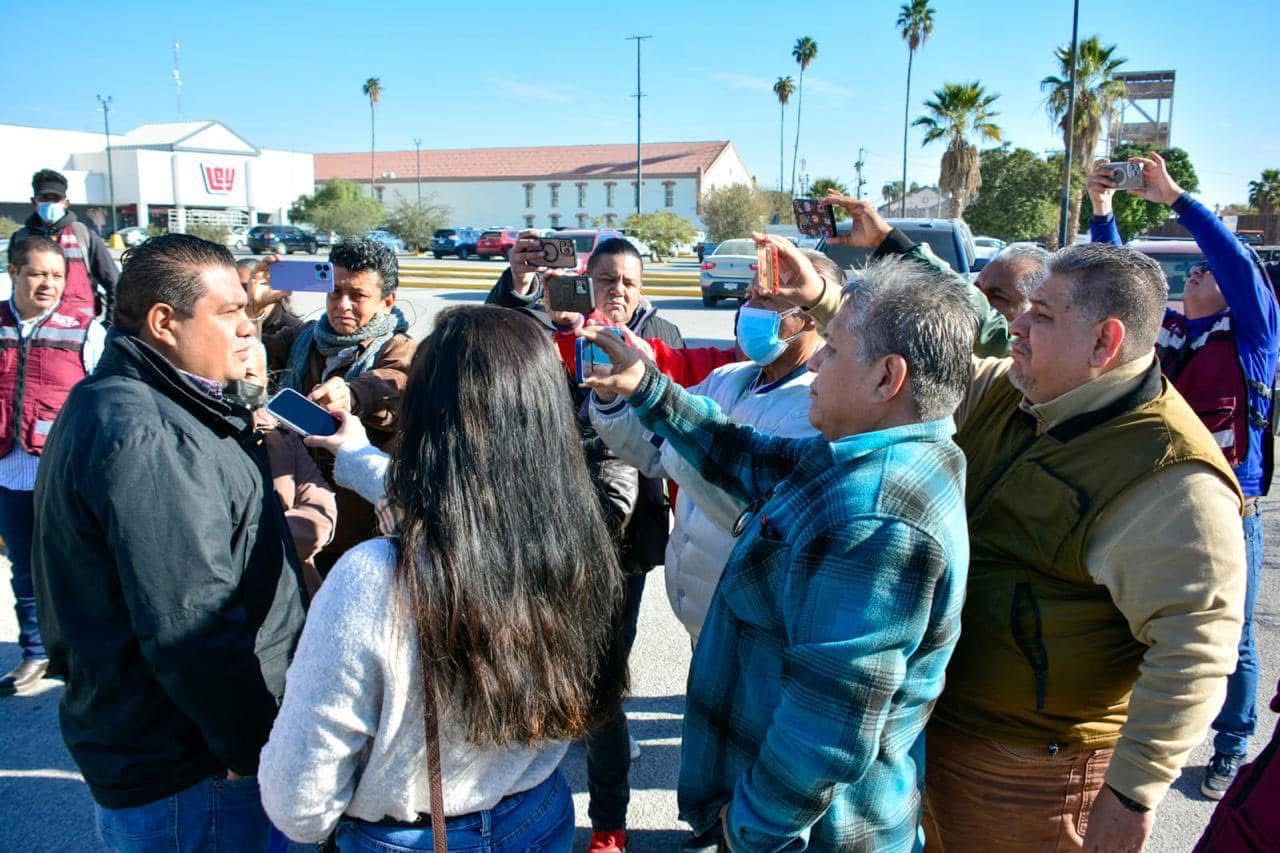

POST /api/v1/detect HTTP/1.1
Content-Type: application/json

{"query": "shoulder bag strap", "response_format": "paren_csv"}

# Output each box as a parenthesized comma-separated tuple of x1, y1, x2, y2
(425, 686, 447, 853)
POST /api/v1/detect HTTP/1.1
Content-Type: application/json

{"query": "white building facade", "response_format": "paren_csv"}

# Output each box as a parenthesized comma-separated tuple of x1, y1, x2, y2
(0, 121, 314, 233)
(314, 141, 753, 232)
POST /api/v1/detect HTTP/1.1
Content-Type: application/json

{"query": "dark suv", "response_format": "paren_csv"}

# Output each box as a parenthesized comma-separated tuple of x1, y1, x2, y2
(247, 225, 318, 255)
(430, 227, 481, 260)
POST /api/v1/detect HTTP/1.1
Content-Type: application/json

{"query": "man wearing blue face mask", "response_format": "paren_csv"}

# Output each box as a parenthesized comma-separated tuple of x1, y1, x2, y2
(591, 250, 832, 655)
(10, 170, 119, 324)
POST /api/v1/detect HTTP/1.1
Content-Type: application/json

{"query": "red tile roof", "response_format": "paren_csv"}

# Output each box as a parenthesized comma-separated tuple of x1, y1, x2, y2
(314, 141, 732, 183)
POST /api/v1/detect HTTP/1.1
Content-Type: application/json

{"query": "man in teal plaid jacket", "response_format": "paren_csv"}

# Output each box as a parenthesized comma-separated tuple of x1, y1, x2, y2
(583, 249, 976, 851)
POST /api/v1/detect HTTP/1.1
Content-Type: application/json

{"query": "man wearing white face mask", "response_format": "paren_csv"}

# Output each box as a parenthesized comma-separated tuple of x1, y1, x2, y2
(591, 250, 833, 646)
(10, 170, 119, 323)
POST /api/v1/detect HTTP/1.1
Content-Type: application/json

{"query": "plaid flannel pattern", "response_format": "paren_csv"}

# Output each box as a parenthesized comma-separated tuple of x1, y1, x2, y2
(629, 366, 969, 852)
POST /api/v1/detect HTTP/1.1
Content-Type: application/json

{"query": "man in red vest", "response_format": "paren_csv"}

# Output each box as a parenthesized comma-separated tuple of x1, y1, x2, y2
(0, 235, 105, 694)
(9, 169, 119, 323)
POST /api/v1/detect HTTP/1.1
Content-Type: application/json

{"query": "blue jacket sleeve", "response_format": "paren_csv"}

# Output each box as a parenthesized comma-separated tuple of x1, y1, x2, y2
(1174, 194, 1280, 353)
(1091, 214, 1123, 246)
(626, 365, 812, 503)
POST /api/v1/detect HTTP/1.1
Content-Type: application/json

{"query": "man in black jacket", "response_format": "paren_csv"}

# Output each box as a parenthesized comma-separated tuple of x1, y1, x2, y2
(487, 234, 683, 853)
(31, 234, 307, 851)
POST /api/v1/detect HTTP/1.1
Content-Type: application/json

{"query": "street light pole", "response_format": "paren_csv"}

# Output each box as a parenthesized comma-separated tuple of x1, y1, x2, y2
(97, 94, 118, 235)
(1057, 0, 1081, 249)
(626, 35, 652, 217)
(413, 138, 422, 206)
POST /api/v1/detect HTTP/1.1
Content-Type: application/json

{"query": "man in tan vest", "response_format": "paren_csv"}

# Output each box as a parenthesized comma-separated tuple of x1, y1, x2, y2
(770, 197, 1246, 853)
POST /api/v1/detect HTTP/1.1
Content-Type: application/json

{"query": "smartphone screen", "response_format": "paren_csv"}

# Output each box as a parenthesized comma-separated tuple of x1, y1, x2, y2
(266, 388, 340, 436)
(574, 333, 617, 384)
(269, 261, 336, 293)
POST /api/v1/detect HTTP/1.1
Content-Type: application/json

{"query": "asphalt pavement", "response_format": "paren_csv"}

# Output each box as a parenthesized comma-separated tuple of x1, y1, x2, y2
(0, 286, 1275, 851)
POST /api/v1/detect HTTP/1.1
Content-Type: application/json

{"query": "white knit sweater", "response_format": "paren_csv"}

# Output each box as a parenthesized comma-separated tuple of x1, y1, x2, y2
(258, 537, 568, 843)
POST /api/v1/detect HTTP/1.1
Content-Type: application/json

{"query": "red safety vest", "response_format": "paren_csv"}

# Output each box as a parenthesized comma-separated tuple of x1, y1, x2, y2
(53, 223, 98, 315)
(0, 301, 92, 456)
(1158, 312, 1250, 467)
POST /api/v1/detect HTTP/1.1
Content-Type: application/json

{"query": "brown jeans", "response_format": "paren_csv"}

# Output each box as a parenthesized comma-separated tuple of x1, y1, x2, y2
(922, 722, 1114, 852)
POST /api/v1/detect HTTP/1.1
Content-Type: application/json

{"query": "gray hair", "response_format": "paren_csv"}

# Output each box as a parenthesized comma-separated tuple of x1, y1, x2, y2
(1048, 243, 1168, 361)
(840, 257, 978, 421)
(235, 256, 260, 274)
(992, 243, 1052, 300)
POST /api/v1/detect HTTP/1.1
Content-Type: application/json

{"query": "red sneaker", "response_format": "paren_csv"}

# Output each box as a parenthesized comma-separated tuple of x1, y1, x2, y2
(589, 829, 627, 853)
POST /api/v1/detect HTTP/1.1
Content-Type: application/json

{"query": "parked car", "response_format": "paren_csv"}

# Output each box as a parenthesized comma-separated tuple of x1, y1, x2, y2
(1128, 238, 1203, 309)
(430, 227, 481, 259)
(974, 235, 1006, 260)
(539, 228, 623, 273)
(476, 229, 520, 261)
(248, 224, 318, 255)
(115, 226, 150, 247)
(364, 230, 407, 254)
(225, 225, 249, 251)
(699, 238, 758, 307)
(819, 217, 979, 278)
(301, 227, 338, 249)
(624, 235, 655, 261)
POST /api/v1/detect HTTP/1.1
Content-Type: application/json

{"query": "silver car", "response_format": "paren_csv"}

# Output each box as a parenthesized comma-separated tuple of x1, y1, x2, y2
(699, 238, 758, 308)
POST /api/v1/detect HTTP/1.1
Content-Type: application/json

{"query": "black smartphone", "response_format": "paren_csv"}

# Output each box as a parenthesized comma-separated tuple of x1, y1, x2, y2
(792, 198, 839, 238)
(266, 388, 339, 437)
(538, 238, 578, 268)
(545, 275, 595, 314)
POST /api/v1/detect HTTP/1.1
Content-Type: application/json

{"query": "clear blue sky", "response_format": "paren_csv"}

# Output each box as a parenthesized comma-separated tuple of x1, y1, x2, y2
(3, 0, 1276, 209)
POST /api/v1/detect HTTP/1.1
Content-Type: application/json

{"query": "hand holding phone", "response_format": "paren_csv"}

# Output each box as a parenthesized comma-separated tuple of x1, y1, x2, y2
(266, 388, 340, 437)
(546, 274, 595, 314)
(1102, 162, 1145, 191)
(538, 238, 578, 269)
(575, 327, 622, 384)
(792, 198, 839, 238)
(757, 242, 780, 293)
(266, 260, 335, 293)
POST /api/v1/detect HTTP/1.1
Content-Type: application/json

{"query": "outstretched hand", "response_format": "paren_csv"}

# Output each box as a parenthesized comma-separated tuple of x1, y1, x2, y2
(303, 408, 369, 456)
(751, 232, 827, 310)
(819, 190, 893, 249)
(578, 325, 647, 402)
(1086, 159, 1118, 215)
(1126, 151, 1184, 207)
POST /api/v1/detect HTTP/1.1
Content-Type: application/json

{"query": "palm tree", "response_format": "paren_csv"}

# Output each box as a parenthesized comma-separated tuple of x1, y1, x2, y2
(773, 77, 795, 194)
(1248, 169, 1280, 215)
(897, 1, 936, 217)
(1041, 37, 1126, 241)
(362, 77, 382, 198)
(913, 82, 1002, 218)
(883, 180, 904, 204)
(789, 37, 818, 197)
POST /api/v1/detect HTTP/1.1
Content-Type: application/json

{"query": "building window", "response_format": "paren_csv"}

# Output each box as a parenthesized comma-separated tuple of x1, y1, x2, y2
(605, 213, 616, 227)
(577, 214, 588, 228)
(663, 181, 676, 208)
(605, 182, 616, 208)
(576, 182, 587, 207)
(549, 183, 560, 208)
(524, 214, 535, 228)
(549, 213, 561, 228)
(523, 183, 534, 208)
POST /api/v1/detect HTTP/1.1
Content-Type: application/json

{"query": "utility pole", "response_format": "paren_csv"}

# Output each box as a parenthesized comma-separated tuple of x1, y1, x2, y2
(1057, 0, 1081, 249)
(413, 138, 422, 206)
(626, 35, 651, 216)
(97, 95, 118, 235)
(172, 42, 183, 120)
(854, 148, 867, 200)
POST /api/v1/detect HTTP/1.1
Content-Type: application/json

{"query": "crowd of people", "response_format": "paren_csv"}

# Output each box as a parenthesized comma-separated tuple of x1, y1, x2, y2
(1, 158, 1278, 852)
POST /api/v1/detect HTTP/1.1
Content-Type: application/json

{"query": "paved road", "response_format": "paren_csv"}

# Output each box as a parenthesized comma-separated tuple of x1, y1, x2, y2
(0, 287, 1275, 851)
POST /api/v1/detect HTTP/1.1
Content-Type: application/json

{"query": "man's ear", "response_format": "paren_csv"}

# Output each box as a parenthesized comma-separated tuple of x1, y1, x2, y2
(875, 353, 910, 404)
(382, 291, 397, 313)
(1091, 317, 1127, 368)
(141, 303, 182, 350)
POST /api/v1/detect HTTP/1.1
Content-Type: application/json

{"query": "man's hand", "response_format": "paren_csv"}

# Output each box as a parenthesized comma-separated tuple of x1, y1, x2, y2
(303, 409, 369, 456)
(578, 325, 646, 402)
(820, 191, 893, 249)
(1082, 786, 1154, 853)
(308, 377, 352, 413)
(1127, 151, 1184, 207)
(752, 233, 826, 310)
(508, 229, 548, 295)
(1086, 159, 1118, 217)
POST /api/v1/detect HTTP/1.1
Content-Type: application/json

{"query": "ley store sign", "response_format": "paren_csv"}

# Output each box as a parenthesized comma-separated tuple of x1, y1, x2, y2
(201, 164, 237, 194)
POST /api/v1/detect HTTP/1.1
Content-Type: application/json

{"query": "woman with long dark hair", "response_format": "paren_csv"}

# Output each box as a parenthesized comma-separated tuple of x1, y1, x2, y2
(259, 305, 627, 851)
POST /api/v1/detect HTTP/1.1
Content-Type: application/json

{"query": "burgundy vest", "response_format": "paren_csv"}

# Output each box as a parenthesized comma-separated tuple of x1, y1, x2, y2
(1157, 312, 1249, 467)
(0, 301, 92, 456)
(54, 224, 97, 315)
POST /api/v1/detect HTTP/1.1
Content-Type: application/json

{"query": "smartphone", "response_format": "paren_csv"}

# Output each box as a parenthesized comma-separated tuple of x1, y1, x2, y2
(545, 275, 595, 314)
(266, 388, 340, 437)
(269, 260, 335, 293)
(574, 328, 622, 384)
(757, 242, 779, 293)
(792, 198, 839, 238)
(538, 238, 578, 269)
(1103, 162, 1145, 191)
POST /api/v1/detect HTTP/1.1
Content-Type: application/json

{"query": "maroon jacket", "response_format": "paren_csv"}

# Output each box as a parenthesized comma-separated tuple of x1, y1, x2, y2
(1195, 680, 1280, 851)
(0, 301, 93, 456)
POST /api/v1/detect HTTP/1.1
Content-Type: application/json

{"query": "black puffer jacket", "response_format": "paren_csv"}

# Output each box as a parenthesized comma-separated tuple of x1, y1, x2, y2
(32, 334, 307, 809)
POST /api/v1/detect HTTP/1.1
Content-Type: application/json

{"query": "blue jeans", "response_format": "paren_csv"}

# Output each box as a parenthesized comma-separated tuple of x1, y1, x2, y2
(95, 774, 276, 852)
(334, 768, 573, 852)
(1213, 509, 1263, 757)
(0, 486, 43, 658)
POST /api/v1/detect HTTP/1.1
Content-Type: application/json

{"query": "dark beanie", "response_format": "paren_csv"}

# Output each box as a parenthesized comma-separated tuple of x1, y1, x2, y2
(32, 169, 68, 197)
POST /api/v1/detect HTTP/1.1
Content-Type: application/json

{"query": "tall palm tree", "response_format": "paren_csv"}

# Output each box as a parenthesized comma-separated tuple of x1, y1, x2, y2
(789, 37, 818, 197)
(773, 77, 795, 194)
(1041, 37, 1126, 241)
(897, 1, 936, 217)
(362, 77, 382, 198)
(1248, 169, 1280, 215)
(913, 81, 1002, 218)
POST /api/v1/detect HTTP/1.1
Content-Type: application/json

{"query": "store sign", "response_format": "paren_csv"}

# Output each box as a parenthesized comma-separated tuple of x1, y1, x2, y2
(201, 164, 237, 194)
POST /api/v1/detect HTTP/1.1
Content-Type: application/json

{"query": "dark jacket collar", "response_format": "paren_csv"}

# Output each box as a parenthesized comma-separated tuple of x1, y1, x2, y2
(96, 332, 253, 438)
(23, 209, 78, 234)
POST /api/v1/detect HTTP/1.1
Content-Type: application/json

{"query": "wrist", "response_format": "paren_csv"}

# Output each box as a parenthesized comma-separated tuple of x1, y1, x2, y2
(803, 277, 829, 312)
(1161, 185, 1185, 207)
(1091, 197, 1113, 217)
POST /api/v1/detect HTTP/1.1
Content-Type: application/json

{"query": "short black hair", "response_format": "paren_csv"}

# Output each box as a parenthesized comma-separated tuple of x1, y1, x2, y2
(329, 236, 398, 296)
(586, 237, 643, 274)
(10, 235, 65, 272)
(113, 234, 236, 334)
